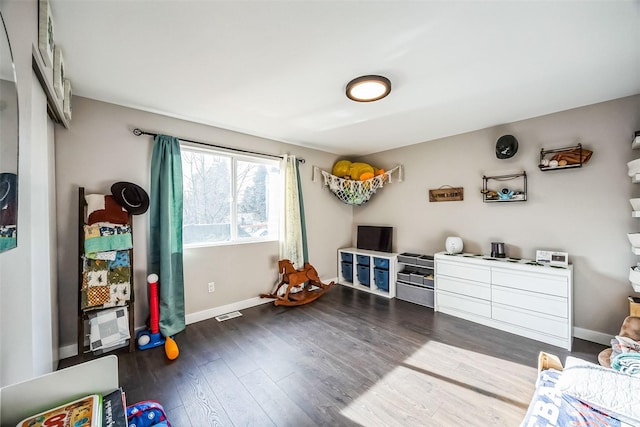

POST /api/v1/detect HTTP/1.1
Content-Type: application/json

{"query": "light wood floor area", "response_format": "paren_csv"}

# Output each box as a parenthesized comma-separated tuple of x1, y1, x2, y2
(61, 285, 605, 426)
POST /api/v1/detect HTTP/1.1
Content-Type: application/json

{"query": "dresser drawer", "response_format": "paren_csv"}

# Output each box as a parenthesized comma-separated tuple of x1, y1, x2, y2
(437, 275, 490, 300)
(492, 268, 568, 298)
(492, 285, 568, 318)
(492, 302, 568, 339)
(437, 290, 491, 318)
(436, 260, 491, 283)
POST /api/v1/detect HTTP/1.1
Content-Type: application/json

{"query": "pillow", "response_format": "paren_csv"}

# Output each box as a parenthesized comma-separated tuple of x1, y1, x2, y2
(557, 358, 640, 425)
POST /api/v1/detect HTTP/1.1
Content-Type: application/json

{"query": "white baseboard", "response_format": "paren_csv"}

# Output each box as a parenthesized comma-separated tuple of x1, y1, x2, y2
(185, 296, 273, 325)
(573, 327, 612, 346)
(59, 343, 78, 360)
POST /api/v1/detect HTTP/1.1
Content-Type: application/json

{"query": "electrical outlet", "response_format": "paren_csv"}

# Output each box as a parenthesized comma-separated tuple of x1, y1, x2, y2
(208, 282, 215, 293)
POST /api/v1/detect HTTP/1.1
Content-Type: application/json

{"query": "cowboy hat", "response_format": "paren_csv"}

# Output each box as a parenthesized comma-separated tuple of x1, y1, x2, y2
(111, 181, 149, 215)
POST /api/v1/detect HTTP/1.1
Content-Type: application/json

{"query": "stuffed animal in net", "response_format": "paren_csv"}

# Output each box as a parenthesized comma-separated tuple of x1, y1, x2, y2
(332, 160, 385, 181)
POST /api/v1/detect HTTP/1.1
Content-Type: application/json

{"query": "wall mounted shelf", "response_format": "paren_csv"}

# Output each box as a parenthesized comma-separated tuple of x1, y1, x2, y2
(32, 44, 70, 128)
(539, 143, 586, 171)
(482, 172, 527, 203)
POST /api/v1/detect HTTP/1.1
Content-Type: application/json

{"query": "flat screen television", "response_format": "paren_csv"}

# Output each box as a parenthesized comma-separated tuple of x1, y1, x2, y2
(357, 225, 393, 253)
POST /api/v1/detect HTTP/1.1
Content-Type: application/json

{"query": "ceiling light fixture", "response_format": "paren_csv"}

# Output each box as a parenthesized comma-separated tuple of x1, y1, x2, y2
(346, 75, 391, 102)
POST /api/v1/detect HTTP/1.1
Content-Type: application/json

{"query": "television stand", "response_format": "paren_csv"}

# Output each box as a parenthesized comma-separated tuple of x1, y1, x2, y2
(337, 248, 398, 298)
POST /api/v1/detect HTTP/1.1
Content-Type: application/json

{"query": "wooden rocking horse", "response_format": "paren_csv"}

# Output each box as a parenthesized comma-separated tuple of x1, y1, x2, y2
(260, 259, 335, 306)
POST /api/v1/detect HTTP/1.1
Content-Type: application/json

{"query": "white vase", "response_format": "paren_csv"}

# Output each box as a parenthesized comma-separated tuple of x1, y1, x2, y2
(445, 236, 463, 254)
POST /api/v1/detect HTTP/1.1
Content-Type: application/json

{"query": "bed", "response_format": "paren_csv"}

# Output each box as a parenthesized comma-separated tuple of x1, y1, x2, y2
(520, 354, 640, 427)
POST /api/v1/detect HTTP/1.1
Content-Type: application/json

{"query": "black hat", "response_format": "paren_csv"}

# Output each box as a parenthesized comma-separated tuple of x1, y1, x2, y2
(111, 182, 149, 215)
(496, 135, 518, 159)
(0, 173, 17, 210)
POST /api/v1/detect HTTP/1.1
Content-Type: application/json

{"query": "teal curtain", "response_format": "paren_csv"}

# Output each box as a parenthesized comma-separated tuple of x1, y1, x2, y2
(149, 134, 185, 337)
(295, 159, 308, 264)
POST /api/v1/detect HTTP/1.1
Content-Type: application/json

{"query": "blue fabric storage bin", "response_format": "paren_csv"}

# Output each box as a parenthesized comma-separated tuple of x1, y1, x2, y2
(374, 267, 389, 291)
(356, 264, 370, 286)
(340, 252, 353, 263)
(356, 255, 370, 266)
(373, 257, 389, 269)
(341, 261, 353, 283)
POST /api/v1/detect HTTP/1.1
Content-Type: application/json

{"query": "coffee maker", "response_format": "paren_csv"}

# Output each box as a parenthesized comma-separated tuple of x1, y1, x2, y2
(491, 242, 506, 258)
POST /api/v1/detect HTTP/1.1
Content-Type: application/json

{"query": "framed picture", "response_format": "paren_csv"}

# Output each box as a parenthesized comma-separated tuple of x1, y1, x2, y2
(63, 79, 72, 121)
(38, 0, 54, 67)
(53, 45, 65, 100)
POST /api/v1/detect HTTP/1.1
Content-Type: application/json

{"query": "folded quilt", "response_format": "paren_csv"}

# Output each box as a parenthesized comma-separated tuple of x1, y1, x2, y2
(82, 282, 131, 310)
(88, 306, 130, 351)
(84, 223, 132, 259)
(86, 194, 128, 225)
(612, 353, 640, 376)
(81, 250, 132, 310)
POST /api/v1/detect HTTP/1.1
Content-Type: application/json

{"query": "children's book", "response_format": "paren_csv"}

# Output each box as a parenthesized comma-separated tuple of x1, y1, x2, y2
(102, 387, 128, 427)
(16, 394, 101, 427)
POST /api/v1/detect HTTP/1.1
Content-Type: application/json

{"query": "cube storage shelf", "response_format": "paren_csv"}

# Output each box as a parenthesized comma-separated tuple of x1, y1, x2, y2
(337, 248, 398, 298)
(396, 253, 435, 308)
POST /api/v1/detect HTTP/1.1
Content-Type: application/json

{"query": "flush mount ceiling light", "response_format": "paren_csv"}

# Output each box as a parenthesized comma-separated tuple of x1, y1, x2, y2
(346, 75, 391, 102)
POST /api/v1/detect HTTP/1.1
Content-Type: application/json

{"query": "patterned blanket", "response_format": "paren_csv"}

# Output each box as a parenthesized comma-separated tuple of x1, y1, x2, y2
(520, 369, 632, 427)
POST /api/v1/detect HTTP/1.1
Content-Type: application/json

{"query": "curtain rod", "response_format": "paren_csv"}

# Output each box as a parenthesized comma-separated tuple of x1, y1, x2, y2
(132, 128, 305, 164)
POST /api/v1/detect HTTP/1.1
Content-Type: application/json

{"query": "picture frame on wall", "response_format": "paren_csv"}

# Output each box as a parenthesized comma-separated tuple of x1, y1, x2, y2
(63, 79, 72, 121)
(38, 0, 55, 67)
(53, 45, 65, 100)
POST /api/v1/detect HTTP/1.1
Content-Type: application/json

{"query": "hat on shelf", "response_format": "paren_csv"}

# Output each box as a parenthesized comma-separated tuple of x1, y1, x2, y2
(495, 135, 519, 159)
(111, 181, 149, 215)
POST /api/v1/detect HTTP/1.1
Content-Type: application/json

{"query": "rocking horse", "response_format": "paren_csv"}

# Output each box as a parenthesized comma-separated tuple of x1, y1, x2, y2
(260, 259, 335, 306)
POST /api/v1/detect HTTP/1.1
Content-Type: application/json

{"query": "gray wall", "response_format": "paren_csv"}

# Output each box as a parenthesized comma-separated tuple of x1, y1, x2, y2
(54, 96, 352, 353)
(356, 95, 640, 339)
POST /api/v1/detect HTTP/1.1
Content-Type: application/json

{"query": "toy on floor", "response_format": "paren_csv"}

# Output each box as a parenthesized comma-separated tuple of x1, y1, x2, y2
(136, 274, 166, 350)
(260, 259, 334, 306)
(165, 336, 179, 360)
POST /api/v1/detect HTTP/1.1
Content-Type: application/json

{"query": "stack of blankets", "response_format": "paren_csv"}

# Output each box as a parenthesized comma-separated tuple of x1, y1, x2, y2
(610, 335, 640, 376)
(81, 194, 133, 311)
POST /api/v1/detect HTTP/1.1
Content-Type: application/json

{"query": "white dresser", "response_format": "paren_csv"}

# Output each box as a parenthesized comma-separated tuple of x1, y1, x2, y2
(434, 252, 573, 350)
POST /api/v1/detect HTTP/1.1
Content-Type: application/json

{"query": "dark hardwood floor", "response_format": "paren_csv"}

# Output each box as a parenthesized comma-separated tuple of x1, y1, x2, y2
(60, 286, 606, 426)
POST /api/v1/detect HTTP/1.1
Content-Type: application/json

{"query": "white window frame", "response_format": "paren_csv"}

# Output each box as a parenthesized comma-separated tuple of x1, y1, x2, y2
(181, 143, 281, 248)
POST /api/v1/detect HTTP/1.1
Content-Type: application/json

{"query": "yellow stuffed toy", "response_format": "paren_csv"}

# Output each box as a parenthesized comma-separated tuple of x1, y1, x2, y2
(331, 160, 384, 181)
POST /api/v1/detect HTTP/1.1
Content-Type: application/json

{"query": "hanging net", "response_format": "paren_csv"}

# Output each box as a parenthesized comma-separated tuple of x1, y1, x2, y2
(313, 165, 403, 206)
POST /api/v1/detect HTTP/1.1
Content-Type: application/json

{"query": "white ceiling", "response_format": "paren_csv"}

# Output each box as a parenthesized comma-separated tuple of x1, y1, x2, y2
(52, 1, 640, 156)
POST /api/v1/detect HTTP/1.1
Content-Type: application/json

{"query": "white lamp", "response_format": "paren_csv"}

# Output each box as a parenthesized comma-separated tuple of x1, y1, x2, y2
(445, 237, 463, 254)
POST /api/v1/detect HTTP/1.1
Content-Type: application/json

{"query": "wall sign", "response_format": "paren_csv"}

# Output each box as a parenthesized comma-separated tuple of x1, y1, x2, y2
(429, 186, 464, 202)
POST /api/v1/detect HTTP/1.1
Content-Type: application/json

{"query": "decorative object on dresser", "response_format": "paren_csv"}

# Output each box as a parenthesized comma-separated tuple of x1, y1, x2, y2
(445, 236, 463, 254)
(434, 252, 573, 350)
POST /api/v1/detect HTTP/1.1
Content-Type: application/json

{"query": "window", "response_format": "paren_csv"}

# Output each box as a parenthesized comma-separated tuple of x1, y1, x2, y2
(181, 145, 281, 246)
